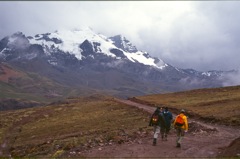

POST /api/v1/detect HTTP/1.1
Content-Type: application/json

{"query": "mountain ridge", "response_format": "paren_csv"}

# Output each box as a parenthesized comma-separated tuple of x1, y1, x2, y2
(0, 28, 238, 103)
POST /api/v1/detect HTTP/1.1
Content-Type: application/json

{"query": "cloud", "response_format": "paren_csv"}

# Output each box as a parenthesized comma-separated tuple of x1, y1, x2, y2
(0, 1, 240, 72)
(137, 1, 240, 71)
(221, 70, 240, 87)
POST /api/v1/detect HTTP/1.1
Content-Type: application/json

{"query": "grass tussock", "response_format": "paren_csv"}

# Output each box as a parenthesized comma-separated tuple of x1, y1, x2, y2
(0, 94, 150, 157)
(132, 86, 240, 126)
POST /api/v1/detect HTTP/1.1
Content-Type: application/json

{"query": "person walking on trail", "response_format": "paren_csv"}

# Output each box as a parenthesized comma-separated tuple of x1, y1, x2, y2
(173, 109, 188, 148)
(162, 107, 173, 141)
(149, 107, 166, 146)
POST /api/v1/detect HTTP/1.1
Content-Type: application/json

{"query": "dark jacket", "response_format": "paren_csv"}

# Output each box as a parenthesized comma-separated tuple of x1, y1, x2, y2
(163, 110, 173, 128)
(149, 108, 166, 128)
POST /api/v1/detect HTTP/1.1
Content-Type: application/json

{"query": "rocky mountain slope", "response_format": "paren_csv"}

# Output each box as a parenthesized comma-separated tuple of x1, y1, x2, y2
(0, 27, 237, 101)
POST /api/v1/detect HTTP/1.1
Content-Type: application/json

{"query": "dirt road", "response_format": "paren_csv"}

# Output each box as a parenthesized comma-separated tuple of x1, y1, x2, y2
(80, 99, 240, 158)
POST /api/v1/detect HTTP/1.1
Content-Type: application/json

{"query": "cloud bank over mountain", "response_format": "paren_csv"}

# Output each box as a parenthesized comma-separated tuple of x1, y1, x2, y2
(0, 1, 240, 72)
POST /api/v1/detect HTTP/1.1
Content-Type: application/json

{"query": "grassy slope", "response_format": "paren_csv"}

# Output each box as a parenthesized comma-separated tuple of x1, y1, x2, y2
(0, 94, 150, 157)
(0, 63, 95, 103)
(132, 85, 240, 126)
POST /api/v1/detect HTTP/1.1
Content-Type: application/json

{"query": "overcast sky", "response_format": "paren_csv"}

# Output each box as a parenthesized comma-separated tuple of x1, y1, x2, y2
(0, 1, 240, 72)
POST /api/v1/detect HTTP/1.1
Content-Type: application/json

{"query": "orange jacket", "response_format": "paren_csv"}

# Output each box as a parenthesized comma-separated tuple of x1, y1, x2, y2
(173, 113, 188, 131)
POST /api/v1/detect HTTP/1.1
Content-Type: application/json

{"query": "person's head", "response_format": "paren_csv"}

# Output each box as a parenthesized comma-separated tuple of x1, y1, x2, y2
(180, 109, 185, 114)
(164, 107, 168, 111)
(160, 107, 163, 112)
(155, 107, 160, 113)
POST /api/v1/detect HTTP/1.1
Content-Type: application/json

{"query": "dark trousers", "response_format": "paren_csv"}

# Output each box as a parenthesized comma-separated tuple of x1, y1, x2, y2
(176, 127, 185, 144)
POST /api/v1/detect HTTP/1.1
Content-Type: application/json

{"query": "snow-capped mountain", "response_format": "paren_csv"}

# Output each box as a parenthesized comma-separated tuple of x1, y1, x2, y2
(22, 27, 166, 69)
(0, 27, 233, 98)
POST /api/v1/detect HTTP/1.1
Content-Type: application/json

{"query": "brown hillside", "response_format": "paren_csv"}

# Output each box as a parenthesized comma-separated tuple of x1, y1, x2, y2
(0, 94, 150, 157)
(130, 85, 240, 126)
(0, 63, 23, 83)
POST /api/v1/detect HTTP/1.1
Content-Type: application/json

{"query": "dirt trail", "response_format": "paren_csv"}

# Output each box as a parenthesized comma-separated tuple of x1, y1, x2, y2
(80, 99, 240, 158)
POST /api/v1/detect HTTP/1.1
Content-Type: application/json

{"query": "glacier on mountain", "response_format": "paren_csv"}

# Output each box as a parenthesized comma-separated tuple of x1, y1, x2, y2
(28, 27, 167, 69)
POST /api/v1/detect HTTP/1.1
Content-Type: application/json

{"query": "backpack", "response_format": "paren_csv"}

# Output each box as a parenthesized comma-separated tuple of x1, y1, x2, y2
(175, 115, 184, 126)
(151, 114, 159, 125)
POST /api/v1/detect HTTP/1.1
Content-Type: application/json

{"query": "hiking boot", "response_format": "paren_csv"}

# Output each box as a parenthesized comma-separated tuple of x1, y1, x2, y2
(153, 138, 157, 146)
(176, 143, 181, 148)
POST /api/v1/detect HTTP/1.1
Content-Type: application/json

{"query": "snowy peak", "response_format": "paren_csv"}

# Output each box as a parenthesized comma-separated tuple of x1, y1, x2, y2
(25, 28, 167, 69)
(28, 28, 118, 60)
(0, 27, 169, 70)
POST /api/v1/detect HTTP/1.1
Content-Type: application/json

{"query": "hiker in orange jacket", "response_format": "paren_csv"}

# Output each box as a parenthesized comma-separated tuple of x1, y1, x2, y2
(173, 109, 188, 148)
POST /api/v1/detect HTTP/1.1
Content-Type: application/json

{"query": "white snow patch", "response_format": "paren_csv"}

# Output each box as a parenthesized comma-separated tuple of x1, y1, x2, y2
(202, 72, 211, 76)
(124, 51, 166, 69)
(48, 60, 58, 66)
(25, 53, 37, 60)
(0, 48, 10, 54)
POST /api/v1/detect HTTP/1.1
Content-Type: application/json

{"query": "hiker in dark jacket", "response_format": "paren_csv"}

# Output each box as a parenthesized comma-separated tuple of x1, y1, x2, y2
(149, 107, 166, 146)
(162, 107, 173, 141)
